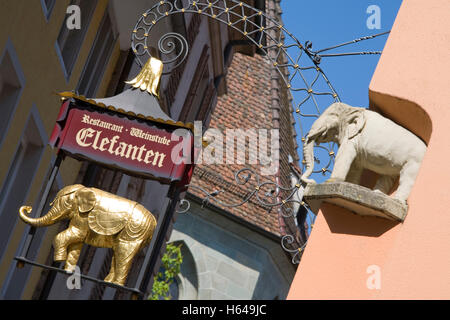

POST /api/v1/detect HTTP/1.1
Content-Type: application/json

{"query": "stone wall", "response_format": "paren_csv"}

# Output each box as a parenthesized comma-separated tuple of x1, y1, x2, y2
(169, 201, 295, 300)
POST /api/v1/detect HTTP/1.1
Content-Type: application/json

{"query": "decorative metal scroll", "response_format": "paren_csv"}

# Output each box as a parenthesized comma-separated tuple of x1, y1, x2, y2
(132, 0, 390, 264)
(131, 0, 339, 171)
(303, 30, 390, 65)
(182, 168, 312, 264)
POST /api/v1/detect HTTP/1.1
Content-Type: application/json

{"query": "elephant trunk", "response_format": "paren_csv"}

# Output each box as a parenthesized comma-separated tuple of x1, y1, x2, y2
(300, 116, 330, 184)
(19, 203, 65, 227)
(300, 138, 316, 183)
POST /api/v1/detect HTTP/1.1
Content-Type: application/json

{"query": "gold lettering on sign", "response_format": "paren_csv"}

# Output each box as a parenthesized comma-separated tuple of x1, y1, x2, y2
(75, 127, 166, 168)
(82, 114, 123, 133)
(76, 128, 96, 147)
(130, 128, 171, 146)
(80, 114, 170, 146)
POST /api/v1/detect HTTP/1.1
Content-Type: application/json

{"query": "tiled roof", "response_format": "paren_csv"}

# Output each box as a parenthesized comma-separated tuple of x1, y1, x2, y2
(188, 52, 299, 237)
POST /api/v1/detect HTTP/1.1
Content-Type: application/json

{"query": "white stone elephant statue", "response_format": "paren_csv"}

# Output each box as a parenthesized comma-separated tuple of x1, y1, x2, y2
(301, 102, 427, 204)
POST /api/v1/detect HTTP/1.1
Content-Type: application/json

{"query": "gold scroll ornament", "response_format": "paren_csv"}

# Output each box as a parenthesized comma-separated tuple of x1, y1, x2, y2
(125, 57, 163, 97)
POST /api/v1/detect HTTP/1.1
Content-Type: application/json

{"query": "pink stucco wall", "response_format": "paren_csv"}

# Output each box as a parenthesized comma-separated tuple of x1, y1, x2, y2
(288, 0, 450, 299)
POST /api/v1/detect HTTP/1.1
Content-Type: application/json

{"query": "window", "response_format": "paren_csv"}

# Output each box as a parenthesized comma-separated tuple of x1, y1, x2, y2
(170, 241, 198, 300)
(0, 106, 46, 262)
(55, 0, 98, 80)
(0, 39, 25, 148)
(169, 276, 180, 300)
(41, 0, 56, 20)
(1, 164, 62, 299)
(76, 7, 118, 97)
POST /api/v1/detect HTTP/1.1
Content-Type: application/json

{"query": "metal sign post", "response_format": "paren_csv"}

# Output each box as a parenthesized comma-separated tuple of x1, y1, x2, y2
(16, 154, 64, 267)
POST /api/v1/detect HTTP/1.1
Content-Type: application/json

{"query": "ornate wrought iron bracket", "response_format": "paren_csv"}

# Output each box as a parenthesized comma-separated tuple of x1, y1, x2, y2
(304, 30, 390, 65)
(128, 0, 391, 264)
(14, 257, 143, 298)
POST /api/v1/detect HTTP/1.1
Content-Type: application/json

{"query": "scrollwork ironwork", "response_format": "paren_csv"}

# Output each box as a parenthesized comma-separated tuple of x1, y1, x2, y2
(138, 0, 389, 264)
(175, 166, 312, 263)
(281, 235, 306, 264)
(131, 0, 339, 174)
(184, 168, 302, 210)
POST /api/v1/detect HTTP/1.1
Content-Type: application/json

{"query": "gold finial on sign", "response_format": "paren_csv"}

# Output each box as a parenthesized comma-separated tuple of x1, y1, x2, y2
(125, 57, 163, 97)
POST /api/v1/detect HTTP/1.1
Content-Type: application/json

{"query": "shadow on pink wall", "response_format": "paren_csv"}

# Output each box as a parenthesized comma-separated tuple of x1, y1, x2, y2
(321, 203, 398, 237)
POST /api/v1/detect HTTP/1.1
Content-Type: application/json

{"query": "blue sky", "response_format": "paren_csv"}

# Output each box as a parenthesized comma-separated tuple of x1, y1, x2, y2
(279, 0, 403, 183)
(281, 0, 403, 108)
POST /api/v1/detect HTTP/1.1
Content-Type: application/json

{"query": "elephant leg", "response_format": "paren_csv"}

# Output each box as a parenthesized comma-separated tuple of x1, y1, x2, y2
(330, 143, 357, 182)
(345, 163, 363, 185)
(394, 160, 422, 204)
(373, 175, 397, 195)
(110, 240, 142, 286)
(53, 226, 86, 261)
(104, 255, 115, 283)
(64, 242, 83, 272)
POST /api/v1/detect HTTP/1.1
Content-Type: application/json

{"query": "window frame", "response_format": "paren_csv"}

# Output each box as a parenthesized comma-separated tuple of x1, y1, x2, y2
(40, 0, 56, 21)
(0, 105, 47, 263)
(0, 159, 63, 299)
(76, 4, 118, 97)
(54, 0, 99, 82)
(0, 38, 26, 150)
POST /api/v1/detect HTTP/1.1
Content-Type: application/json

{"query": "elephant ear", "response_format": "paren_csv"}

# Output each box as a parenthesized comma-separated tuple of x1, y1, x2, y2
(88, 209, 128, 236)
(87, 195, 132, 236)
(76, 188, 97, 213)
(346, 109, 366, 139)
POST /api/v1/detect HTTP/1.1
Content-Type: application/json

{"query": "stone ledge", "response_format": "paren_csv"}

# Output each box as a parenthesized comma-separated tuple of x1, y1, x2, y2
(303, 182, 408, 222)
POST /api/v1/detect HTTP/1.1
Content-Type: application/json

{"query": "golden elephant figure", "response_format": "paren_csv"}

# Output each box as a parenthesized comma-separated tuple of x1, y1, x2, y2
(19, 184, 157, 286)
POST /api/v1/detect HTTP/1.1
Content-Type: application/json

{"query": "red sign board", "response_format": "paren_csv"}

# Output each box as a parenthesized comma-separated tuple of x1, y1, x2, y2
(51, 105, 193, 183)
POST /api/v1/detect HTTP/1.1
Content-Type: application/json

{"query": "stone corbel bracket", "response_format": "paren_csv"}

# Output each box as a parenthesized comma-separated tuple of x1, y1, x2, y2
(303, 182, 407, 222)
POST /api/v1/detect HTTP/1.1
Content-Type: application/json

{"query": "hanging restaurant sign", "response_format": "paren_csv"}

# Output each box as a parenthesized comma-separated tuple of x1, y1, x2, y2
(49, 102, 193, 183)
(45, 57, 196, 184)
(15, 57, 196, 296)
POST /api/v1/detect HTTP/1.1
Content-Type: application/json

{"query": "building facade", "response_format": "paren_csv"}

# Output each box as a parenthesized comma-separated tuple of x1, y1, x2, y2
(0, 0, 301, 300)
(0, 0, 119, 299)
(288, 0, 450, 299)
